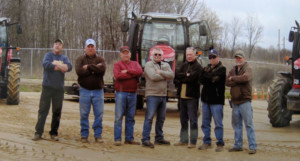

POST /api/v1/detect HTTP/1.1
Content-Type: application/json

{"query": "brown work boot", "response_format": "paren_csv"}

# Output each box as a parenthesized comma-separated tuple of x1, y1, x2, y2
(50, 135, 59, 141)
(228, 147, 243, 152)
(198, 143, 212, 150)
(174, 142, 188, 146)
(188, 144, 196, 149)
(248, 149, 256, 154)
(32, 133, 42, 141)
(114, 141, 121, 146)
(95, 137, 104, 143)
(124, 140, 140, 145)
(81, 137, 88, 143)
(142, 141, 154, 148)
(215, 145, 224, 152)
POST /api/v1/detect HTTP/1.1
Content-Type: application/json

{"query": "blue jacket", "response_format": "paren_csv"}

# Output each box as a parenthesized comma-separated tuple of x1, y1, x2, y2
(42, 52, 72, 89)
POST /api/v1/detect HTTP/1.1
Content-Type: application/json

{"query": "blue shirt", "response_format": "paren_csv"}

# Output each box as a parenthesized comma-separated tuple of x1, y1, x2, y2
(42, 52, 72, 89)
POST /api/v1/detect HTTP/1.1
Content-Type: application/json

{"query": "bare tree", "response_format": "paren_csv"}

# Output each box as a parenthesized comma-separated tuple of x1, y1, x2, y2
(245, 14, 263, 59)
(229, 16, 243, 57)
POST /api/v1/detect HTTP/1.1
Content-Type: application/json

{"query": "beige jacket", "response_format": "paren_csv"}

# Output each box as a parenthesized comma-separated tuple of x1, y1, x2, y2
(144, 60, 174, 97)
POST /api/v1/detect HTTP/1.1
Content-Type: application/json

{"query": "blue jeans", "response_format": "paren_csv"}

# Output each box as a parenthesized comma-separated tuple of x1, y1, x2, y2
(79, 87, 104, 138)
(201, 102, 224, 146)
(114, 92, 137, 141)
(232, 101, 257, 150)
(142, 96, 167, 142)
(179, 98, 198, 144)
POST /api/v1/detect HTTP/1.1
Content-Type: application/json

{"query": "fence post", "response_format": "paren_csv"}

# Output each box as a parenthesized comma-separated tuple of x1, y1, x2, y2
(30, 48, 33, 78)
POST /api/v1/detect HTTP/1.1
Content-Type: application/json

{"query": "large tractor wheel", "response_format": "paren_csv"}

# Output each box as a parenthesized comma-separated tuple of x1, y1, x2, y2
(7, 62, 20, 105)
(136, 95, 144, 109)
(267, 75, 292, 127)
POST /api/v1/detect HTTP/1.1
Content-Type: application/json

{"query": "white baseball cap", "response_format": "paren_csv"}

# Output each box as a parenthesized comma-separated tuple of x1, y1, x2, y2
(85, 38, 96, 47)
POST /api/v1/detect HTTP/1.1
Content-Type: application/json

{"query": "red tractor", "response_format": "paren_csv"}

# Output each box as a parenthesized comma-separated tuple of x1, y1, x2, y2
(0, 17, 22, 105)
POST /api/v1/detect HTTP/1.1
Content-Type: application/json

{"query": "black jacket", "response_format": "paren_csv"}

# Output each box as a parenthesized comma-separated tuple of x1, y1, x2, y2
(200, 61, 226, 105)
(175, 60, 202, 98)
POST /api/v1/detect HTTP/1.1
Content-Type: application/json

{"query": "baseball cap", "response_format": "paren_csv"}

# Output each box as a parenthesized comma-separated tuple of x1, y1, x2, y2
(208, 49, 218, 56)
(120, 46, 130, 52)
(234, 50, 245, 58)
(54, 39, 63, 44)
(85, 39, 96, 47)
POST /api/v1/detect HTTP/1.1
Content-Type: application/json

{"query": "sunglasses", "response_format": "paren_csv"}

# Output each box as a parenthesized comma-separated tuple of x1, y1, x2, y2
(209, 55, 217, 59)
(154, 53, 162, 56)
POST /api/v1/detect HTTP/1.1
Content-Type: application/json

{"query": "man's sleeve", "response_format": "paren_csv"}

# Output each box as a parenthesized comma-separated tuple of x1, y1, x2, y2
(42, 53, 55, 71)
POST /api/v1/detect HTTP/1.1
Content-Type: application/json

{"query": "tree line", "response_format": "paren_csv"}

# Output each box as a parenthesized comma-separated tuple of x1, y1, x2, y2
(0, 0, 291, 63)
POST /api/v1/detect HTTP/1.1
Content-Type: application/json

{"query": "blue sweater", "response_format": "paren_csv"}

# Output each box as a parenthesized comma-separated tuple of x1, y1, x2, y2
(42, 52, 72, 89)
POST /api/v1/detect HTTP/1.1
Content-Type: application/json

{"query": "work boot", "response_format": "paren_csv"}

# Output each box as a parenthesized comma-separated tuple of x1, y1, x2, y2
(50, 135, 59, 141)
(173, 142, 188, 146)
(81, 137, 88, 143)
(188, 144, 196, 149)
(114, 141, 121, 146)
(95, 137, 104, 143)
(215, 145, 224, 152)
(198, 143, 212, 150)
(32, 133, 42, 141)
(228, 147, 243, 152)
(142, 141, 154, 148)
(154, 139, 170, 145)
(124, 140, 140, 145)
(248, 149, 256, 154)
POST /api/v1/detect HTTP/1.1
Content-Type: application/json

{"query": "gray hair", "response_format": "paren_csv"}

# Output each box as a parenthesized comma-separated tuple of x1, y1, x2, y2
(151, 48, 164, 55)
(186, 47, 196, 54)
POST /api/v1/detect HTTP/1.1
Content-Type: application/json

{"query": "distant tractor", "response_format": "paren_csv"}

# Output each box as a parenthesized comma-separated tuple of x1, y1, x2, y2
(268, 20, 300, 127)
(121, 12, 213, 109)
(0, 17, 22, 105)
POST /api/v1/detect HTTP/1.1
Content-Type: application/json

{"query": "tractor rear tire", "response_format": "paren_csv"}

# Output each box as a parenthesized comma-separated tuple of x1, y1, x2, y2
(267, 75, 292, 127)
(7, 62, 20, 105)
(136, 95, 144, 109)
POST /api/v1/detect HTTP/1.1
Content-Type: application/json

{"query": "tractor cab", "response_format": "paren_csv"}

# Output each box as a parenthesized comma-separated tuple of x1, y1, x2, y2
(121, 12, 213, 109)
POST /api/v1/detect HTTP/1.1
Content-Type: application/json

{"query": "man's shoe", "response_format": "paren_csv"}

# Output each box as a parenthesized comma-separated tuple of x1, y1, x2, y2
(154, 139, 170, 145)
(228, 147, 243, 152)
(174, 142, 188, 146)
(215, 145, 224, 152)
(81, 137, 88, 143)
(188, 144, 196, 149)
(142, 141, 154, 148)
(248, 149, 256, 154)
(114, 141, 121, 146)
(32, 134, 42, 141)
(198, 143, 212, 150)
(124, 140, 140, 145)
(95, 137, 104, 143)
(50, 135, 59, 141)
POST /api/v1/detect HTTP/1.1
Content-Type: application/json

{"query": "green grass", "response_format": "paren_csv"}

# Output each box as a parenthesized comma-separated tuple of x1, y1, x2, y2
(20, 85, 42, 92)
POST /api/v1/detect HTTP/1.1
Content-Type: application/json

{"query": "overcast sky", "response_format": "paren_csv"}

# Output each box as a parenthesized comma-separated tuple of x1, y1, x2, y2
(204, 0, 299, 50)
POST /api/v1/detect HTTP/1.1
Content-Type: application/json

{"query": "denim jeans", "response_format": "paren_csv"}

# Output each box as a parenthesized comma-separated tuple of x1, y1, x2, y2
(35, 86, 64, 136)
(179, 98, 198, 144)
(79, 87, 104, 138)
(201, 102, 224, 146)
(142, 96, 167, 142)
(114, 92, 137, 141)
(232, 101, 257, 150)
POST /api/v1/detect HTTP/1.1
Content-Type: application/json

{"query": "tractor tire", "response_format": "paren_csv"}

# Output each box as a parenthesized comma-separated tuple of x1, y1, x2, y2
(267, 75, 292, 127)
(6, 62, 20, 105)
(136, 95, 144, 109)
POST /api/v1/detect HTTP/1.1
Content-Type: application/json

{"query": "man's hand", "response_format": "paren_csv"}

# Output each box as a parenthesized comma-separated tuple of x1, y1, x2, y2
(83, 65, 88, 70)
(186, 73, 190, 77)
(155, 68, 161, 74)
(121, 70, 127, 73)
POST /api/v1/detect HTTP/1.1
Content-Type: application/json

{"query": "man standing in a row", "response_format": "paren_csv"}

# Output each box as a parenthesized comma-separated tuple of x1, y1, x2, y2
(33, 39, 72, 141)
(113, 46, 143, 146)
(198, 49, 226, 152)
(142, 48, 174, 148)
(75, 38, 106, 143)
(174, 47, 202, 148)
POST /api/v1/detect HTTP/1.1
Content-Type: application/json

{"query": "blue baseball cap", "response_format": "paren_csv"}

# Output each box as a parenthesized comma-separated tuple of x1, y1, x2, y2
(208, 49, 218, 56)
(85, 38, 96, 47)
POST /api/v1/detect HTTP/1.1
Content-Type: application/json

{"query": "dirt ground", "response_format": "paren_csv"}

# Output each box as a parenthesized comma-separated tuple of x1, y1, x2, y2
(0, 92, 300, 161)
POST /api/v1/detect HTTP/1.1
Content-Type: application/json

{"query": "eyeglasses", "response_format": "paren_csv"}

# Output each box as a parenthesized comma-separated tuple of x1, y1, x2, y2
(209, 55, 217, 59)
(154, 53, 162, 56)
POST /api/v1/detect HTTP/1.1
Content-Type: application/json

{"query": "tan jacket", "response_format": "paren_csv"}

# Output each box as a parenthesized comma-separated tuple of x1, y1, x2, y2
(226, 62, 252, 105)
(144, 60, 174, 97)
